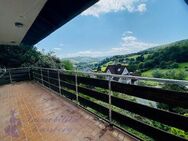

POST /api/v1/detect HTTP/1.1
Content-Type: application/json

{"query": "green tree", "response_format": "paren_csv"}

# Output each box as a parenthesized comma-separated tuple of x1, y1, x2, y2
(136, 55, 144, 62)
(61, 60, 74, 70)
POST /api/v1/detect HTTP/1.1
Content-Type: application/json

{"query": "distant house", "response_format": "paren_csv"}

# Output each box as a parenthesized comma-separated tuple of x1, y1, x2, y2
(105, 64, 137, 84)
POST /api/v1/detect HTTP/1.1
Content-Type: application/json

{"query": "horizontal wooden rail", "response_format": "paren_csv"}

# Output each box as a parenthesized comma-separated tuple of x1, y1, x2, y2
(60, 73, 75, 82)
(78, 76, 109, 89)
(112, 111, 187, 141)
(111, 81, 188, 108)
(61, 88, 76, 100)
(78, 96, 109, 116)
(61, 81, 76, 91)
(111, 96, 188, 131)
(78, 86, 109, 103)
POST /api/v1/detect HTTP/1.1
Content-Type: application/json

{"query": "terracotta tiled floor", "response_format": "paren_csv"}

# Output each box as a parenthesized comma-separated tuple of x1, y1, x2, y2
(0, 82, 136, 141)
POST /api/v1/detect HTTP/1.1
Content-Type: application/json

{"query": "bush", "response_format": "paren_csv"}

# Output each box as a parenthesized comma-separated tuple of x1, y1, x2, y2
(143, 60, 154, 69)
(165, 70, 186, 80)
(152, 70, 186, 80)
(159, 61, 166, 69)
(138, 62, 144, 69)
(127, 64, 138, 72)
(169, 62, 179, 69)
(152, 70, 164, 78)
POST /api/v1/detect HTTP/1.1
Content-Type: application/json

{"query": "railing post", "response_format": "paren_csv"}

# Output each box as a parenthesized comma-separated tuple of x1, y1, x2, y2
(75, 69, 79, 105)
(28, 68, 31, 80)
(40, 68, 43, 85)
(108, 75, 112, 123)
(58, 70, 61, 96)
(9, 70, 12, 83)
(47, 69, 50, 88)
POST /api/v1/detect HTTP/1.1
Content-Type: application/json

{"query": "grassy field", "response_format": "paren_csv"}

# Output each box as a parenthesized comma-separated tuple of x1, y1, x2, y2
(127, 55, 140, 59)
(141, 62, 188, 80)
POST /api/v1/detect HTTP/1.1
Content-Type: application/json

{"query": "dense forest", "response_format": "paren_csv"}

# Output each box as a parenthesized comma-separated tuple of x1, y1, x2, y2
(0, 45, 74, 70)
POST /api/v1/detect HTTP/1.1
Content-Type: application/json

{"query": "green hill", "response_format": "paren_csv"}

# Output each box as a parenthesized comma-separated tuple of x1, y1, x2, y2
(96, 39, 188, 80)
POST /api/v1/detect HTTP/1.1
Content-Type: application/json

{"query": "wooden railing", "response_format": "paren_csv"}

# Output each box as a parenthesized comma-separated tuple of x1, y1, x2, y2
(0, 67, 30, 85)
(31, 67, 188, 141)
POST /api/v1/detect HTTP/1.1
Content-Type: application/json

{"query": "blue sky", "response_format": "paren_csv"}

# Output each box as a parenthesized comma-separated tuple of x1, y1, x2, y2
(36, 0, 188, 58)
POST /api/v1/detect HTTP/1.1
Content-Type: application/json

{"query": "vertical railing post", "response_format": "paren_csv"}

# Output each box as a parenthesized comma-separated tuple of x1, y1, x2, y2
(40, 68, 43, 85)
(108, 75, 112, 123)
(32, 68, 35, 81)
(75, 69, 79, 105)
(58, 70, 61, 96)
(28, 68, 31, 80)
(47, 69, 50, 88)
(9, 70, 12, 83)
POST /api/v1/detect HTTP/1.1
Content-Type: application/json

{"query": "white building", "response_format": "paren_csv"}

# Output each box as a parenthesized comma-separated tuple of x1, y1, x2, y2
(105, 64, 137, 84)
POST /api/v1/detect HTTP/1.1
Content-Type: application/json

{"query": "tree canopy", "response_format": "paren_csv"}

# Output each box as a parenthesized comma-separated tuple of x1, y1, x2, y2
(0, 45, 74, 70)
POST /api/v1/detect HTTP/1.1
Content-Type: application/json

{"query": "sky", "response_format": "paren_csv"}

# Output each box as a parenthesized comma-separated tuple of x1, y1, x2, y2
(36, 0, 188, 58)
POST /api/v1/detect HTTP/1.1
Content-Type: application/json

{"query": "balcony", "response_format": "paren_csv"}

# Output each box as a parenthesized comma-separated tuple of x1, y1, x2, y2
(0, 67, 188, 141)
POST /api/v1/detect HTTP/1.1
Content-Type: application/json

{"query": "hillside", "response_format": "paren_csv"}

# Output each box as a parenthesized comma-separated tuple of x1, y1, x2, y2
(63, 56, 105, 64)
(141, 39, 188, 53)
(63, 56, 105, 71)
(95, 39, 188, 80)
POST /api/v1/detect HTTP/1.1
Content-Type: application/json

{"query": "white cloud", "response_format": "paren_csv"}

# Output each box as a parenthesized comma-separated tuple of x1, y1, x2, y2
(125, 31, 133, 35)
(66, 50, 104, 58)
(112, 33, 157, 54)
(54, 47, 62, 51)
(82, 0, 147, 17)
(137, 3, 147, 12)
(64, 32, 157, 58)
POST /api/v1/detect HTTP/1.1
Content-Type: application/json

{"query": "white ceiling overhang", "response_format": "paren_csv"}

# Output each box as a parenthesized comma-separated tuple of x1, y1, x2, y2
(0, 0, 47, 45)
(0, 0, 98, 46)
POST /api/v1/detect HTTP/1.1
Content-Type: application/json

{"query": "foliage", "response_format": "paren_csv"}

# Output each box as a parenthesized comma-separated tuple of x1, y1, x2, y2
(152, 69, 164, 78)
(0, 45, 40, 68)
(61, 60, 74, 70)
(34, 52, 62, 68)
(0, 45, 74, 70)
(152, 70, 186, 80)
(170, 128, 188, 139)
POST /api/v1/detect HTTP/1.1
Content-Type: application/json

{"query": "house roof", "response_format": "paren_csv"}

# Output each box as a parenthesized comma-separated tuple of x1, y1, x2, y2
(0, 0, 98, 46)
(105, 64, 128, 75)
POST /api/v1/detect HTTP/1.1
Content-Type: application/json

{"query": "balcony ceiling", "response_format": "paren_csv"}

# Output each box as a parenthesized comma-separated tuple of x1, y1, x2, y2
(0, 0, 98, 46)
(185, 0, 188, 5)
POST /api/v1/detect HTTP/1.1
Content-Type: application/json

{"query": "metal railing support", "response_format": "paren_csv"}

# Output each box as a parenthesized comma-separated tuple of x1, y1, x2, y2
(9, 70, 12, 83)
(47, 69, 50, 88)
(75, 69, 79, 104)
(58, 70, 61, 95)
(108, 75, 112, 123)
(40, 68, 43, 85)
(28, 68, 31, 80)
